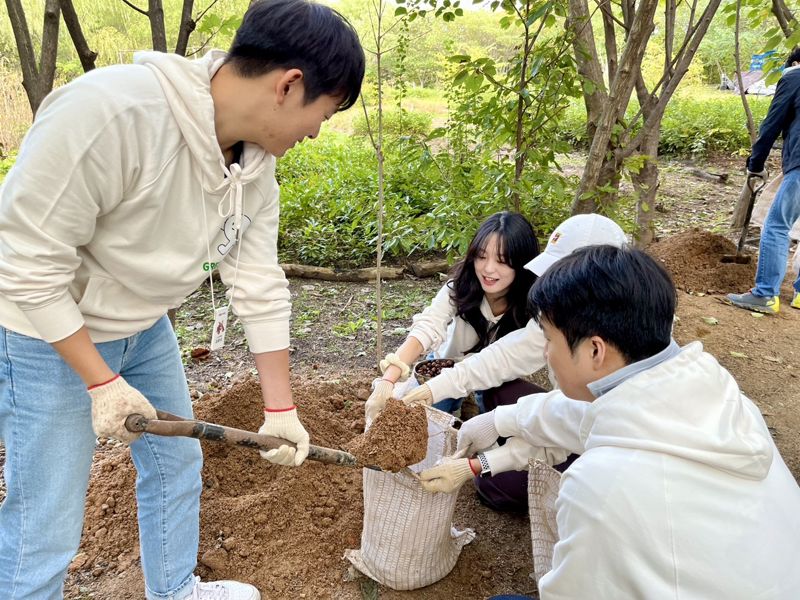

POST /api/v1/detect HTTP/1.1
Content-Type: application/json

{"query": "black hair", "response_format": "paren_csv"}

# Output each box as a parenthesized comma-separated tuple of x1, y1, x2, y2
(528, 245, 676, 363)
(450, 212, 540, 353)
(226, 0, 365, 110)
(786, 47, 800, 68)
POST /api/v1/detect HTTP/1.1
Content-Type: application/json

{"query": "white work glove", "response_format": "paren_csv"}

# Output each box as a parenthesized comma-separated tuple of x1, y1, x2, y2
(401, 383, 434, 407)
(365, 378, 394, 427)
(746, 168, 767, 179)
(482, 437, 568, 474)
(88, 375, 157, 444)
(456, 410, 500, 455)
(258, 407, 310, 466)
(419, 457, 477, 494)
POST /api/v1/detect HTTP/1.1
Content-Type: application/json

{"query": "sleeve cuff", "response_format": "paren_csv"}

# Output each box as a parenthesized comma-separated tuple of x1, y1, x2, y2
(21, 292, 85, 342)
(425, 373, 455, 404)
(494, 404, 521, 438)
(243, 319, 290, 353)
(406, 330, 434, 352)
(483, 445, 517, 474)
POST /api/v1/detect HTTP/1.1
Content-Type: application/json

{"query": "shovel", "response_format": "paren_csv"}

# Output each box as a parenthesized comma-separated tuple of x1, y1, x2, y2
(722, 173, 768, 264)
(125, 410, 372, 469)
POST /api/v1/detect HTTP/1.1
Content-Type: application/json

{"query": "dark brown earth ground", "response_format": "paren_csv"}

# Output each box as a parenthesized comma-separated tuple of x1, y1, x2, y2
(0, 154, 797, 599)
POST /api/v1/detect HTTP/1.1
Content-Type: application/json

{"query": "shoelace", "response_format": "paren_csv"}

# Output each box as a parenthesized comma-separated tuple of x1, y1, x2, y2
(190, 577, 228, 600)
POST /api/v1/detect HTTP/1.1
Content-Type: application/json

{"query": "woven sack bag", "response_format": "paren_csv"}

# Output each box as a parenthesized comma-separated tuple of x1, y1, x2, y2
(527, 459, 562, 583)
(345, 407, 475, 590)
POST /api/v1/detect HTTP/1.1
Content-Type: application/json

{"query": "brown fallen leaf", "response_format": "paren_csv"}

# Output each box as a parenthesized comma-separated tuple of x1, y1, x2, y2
(191, 347, 210, 360)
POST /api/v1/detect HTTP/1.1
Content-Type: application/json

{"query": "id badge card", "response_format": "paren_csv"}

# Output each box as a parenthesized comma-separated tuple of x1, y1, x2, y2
(210, 305, 229, 351)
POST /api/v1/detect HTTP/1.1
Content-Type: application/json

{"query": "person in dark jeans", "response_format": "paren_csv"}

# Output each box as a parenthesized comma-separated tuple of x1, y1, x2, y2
(728, 48, 800, 314)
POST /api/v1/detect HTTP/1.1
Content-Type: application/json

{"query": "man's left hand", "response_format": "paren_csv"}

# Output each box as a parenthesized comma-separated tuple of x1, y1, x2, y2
(258, 406, 310, 466)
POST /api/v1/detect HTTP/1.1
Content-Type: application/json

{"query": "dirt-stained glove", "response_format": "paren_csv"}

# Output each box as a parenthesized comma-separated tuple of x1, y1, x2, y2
(365, 378, 394, 426)
(258, 407, 310, 466)
(401, 383, 433, 407)
(419, 457, 478, 494)
(747, 168, 767, 180)
(456, 410, 500, 455)
(88, 375, 157, 444)
(482, 437, 568, 474)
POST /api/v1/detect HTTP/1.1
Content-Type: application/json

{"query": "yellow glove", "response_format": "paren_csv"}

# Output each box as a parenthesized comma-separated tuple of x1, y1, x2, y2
(88, 375, 157, 444)
(258, 407, 310, 466)
(401, 383, 433, 407)
(419, 457, 478, 494)
(365, 378, 394, 426)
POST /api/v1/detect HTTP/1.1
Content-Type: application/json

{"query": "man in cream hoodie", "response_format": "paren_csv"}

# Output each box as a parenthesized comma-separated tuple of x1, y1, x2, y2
(0, 1, 364, 598)
(422, 246, 800, 598)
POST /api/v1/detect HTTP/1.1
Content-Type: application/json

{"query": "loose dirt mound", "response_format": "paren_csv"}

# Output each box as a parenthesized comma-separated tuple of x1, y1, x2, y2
(67, 376, 539, 599)
(648, 229, 756, 293)
(345, 399, 428, 471)
(69, 377, 366, 598)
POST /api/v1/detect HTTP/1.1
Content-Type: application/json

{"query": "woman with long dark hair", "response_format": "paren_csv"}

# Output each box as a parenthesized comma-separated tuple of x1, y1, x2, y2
(365, 211, 539, 420)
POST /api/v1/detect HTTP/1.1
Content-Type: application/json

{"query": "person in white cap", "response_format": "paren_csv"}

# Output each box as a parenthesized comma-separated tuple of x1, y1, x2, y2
(401, 213, 628, 512)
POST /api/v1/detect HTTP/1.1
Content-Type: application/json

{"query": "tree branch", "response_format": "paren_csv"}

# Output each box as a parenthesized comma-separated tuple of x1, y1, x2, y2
(119, 0, 149, 17)
(734, 0, 757, 144)
(59, 0, 97, 71)
(39, 0, 60, 88)
(174, 0, 196, 56)
(772, 0, 798, 37)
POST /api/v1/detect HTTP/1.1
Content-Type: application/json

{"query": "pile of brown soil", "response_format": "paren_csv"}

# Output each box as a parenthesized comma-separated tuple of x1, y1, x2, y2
(67, 376, 539, 599)
(344, 399, 428, 471)
(648, 229, 756, 293)
(69, 377, 367, 598)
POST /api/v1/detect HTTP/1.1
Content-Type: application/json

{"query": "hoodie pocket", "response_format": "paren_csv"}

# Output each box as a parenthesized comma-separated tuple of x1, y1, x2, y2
(76, 276, 165, 324)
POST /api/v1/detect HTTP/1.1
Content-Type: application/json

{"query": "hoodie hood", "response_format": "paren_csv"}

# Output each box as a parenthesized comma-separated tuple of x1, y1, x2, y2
(134, 50, 269, 190)
(134, 50, 271, 235)
(580, 341, 773, 480)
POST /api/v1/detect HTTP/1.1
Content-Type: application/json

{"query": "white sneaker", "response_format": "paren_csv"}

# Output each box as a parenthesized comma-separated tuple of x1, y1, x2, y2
(188, 576, 260, 600)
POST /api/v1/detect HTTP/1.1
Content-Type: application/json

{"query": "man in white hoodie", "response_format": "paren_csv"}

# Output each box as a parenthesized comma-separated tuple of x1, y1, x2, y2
(0, 1, 364, 598)
(421, 245, 800, 598)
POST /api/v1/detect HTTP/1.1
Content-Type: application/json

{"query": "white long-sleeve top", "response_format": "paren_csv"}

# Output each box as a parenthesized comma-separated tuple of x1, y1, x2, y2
(0, 50, 290, 352)
(425, 318, 548, 401)
(407, 282, 503, 359)
(495, 342, 800, 599)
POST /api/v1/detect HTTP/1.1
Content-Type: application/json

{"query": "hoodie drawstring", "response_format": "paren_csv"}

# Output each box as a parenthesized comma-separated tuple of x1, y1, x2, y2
(214, 162, 244, 241)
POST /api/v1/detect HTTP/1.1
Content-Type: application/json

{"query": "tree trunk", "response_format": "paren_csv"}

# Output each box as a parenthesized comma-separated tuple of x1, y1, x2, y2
(60, 0, 97, 71)
(148, 0, 168, 52)
(567, 0, 608, 143)
(771, 0, 798, 37)
(513, 20, 532, 212)
(632, 130, 660, 247)
(570, 0, 658, 214)
(5, 0, 61, 115)
(174, 0, 196, 56)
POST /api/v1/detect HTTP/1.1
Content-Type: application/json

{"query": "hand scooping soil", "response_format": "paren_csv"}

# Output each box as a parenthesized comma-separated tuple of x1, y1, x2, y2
(344, 399, 428, 472)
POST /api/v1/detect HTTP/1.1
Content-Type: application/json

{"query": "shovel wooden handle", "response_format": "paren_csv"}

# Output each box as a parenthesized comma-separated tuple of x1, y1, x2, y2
(125, 410, 360, 468)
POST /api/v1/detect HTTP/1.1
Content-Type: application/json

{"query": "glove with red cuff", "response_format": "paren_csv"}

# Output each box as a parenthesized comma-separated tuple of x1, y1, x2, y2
(88, 375, 157, 444)
(258, 406, 310, 466)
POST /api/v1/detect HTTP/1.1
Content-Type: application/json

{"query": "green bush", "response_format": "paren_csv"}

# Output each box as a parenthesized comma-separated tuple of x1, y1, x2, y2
(352, 108, 433, 140)
(276, 133, 573, 267)
(277, 134, 445, 267)
(557, 88, 772, 157)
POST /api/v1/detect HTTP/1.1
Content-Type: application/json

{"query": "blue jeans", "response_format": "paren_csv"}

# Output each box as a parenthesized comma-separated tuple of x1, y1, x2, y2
(753, 168, 800, 297)
(0, 316, 203, 600)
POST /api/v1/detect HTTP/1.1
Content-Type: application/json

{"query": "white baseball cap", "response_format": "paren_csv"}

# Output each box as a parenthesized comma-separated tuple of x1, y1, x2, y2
(524, 214, 628, 275)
